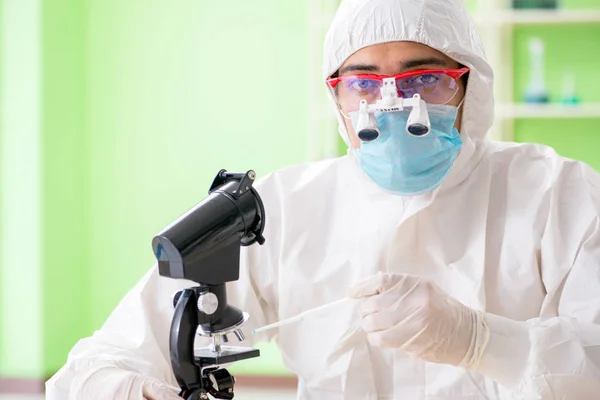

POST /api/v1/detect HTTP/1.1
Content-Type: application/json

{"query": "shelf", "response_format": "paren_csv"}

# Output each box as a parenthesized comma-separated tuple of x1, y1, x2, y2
(497, 103, 600, 119)
(473, 9, 600, 25)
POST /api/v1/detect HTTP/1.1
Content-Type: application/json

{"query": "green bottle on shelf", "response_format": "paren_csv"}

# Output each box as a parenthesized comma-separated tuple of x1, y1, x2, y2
(524, 38, 549, 104)
(559, 71, 581, 106)
(512, 0, 558, 9)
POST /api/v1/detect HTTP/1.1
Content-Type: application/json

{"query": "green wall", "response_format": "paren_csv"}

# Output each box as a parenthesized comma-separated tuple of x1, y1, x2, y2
(0, 0, 43, 379)
(84, 0, 307, 329)
(1, 0, 306, 379)
(41, 0, 89, 378)
(83, 0, 306, 378)
(561, 0, 600, 8)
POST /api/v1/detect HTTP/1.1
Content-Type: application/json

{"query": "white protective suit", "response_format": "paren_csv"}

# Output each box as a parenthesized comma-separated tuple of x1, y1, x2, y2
(47, 0, 600, 399)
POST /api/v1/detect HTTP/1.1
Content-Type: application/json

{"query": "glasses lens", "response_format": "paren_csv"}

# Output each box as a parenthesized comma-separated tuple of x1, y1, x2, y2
(330, 72, 461, 116)
(397, 73, 459, 105)
(334, 77, 382, 113)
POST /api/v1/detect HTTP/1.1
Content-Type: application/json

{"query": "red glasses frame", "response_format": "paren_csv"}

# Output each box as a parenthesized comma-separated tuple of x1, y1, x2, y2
(326, 67, 470, 89)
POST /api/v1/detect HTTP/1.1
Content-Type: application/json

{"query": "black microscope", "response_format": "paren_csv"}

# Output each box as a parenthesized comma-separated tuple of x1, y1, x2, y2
(152, 170, 266, 400)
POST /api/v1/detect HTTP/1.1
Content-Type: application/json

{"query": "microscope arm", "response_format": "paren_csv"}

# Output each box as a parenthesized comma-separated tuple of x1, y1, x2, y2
(171, 289, 206, 397)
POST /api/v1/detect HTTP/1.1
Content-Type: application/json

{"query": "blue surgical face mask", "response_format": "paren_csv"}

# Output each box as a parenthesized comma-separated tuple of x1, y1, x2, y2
(350, 104, 463, 196)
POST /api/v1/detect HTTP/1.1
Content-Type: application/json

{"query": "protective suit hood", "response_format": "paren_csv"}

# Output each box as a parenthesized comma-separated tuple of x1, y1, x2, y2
(322, 0, 495, 191)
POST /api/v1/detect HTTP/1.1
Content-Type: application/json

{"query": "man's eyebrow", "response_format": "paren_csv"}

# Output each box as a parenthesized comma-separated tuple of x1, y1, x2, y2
(338, 57, 450, 76)
(401, 57, 449, 70)
(338, 64, 379, 75)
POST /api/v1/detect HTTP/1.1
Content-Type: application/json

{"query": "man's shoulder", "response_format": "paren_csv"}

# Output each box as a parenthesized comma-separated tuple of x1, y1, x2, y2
(256, 156, 350, 195)
(485, 140, 600, 193)
(486, 140, 560, 165)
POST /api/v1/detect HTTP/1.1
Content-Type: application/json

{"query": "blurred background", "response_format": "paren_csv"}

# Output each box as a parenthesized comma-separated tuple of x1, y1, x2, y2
(0, 0, 599, 398)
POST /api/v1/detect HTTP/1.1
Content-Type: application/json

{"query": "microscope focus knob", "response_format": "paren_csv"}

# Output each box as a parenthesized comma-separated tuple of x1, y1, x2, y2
(197, 292, 219, 315)
(233, 329, 245, 342)
(172, 291, 183, 308)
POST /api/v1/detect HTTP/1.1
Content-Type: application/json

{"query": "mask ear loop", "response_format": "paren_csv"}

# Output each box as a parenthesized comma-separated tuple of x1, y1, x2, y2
(325, 80, 354, 147)
(330, 78, 361, 121)
(338, 104, 352, 120)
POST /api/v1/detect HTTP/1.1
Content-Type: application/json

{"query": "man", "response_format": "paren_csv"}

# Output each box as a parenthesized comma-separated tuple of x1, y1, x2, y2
(47, 0, 600, 398)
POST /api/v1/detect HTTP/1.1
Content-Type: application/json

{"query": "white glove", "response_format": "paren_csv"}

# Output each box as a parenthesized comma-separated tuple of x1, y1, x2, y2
(71, 366, 182, 400)
(348, 272, 490, 368)
(141, 377, 183, 400)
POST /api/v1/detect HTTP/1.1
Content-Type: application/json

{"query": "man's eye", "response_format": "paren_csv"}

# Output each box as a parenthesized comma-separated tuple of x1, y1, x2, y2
(409, 74, 440, 85)
(349, 79, 378, 92)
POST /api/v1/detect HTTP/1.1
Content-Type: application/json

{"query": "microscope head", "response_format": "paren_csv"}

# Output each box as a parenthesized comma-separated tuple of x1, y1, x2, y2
(152, 170, 265, 285)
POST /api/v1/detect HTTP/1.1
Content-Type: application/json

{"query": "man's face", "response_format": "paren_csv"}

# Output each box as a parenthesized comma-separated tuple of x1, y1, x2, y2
(334, 41, 466, 149)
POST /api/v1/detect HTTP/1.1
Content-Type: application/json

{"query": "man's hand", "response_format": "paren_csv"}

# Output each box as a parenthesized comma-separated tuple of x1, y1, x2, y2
(71, 366, 183, 400)
(141, 377, 183, 400)
(348, 272, 489, 368)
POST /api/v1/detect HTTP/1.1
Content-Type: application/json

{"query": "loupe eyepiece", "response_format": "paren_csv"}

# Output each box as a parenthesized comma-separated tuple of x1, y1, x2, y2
(406, 95, 431, 137)
(357, 128, 380, 141)
(407, 123, 430, 136)
(356, 99, 380, 142)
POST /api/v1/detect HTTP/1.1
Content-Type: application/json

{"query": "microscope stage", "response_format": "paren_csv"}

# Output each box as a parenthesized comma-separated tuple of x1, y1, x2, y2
(194, 346, 260, 366)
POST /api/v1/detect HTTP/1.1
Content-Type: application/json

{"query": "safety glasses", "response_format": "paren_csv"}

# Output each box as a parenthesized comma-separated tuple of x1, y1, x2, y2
(327, 67, 469, 115)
